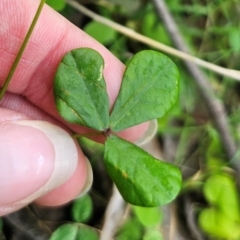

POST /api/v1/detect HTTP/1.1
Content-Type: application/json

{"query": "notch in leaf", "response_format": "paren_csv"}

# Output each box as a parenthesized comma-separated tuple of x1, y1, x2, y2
(54, 48, 109, 131)
(109, 50, 179, 132)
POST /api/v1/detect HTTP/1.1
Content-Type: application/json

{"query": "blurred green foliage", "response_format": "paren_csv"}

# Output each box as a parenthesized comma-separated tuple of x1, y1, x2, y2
(46, 0, 65, 11)
(141, 5, 171, 45)
(84, 21, 117, 45)
(197, 127, 240, 239)
(116, 206, 163, 240)
(116, 218, 143, 240)
(143, 230, 163, 240)
(133, 206, 162, 227)
(199, 173, 240, 239)
(72, 194, 93, 223)
(50, 224, 99, 240)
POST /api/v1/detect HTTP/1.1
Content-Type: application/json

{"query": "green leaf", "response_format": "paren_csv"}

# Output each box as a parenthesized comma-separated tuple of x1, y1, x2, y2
(72, 194, 93, 223)
(109, 50, 179, 132)
(229, 27, 240, 51)
(141, 6, 170, 45)
(199, 172, 240, 239)
(116, 218, 143, 240)
(143, 230, 163, 240)
(50, 224, 99, 240)
(203, 173, 240, 220)
(46, 0, 66, 11)
(133, 206, 161, 227)
(104, 135, 182, 206)
(199, 208, 240, 239)
(84, 21, 117, 45)
(54, 48, 109, 131)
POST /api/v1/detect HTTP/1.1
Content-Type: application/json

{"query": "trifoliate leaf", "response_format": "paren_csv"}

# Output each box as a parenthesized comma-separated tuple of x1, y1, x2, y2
(54, 48, 109, 131)
(104, 135, 182, 206)
(110, 50, 179, 131)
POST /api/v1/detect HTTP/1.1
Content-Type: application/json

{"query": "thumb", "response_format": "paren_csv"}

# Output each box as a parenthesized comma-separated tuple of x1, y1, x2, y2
(0, 119, 79, 216)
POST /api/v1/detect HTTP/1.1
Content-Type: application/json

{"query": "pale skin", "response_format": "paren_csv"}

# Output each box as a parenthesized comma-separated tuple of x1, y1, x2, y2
(0, 0, 149, 216)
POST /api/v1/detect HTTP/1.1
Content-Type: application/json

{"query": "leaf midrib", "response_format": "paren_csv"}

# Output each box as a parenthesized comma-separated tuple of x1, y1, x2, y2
(62, 61, 105, 130)
(110, 64, 169, 129)
(57, 95, 85, 124)
(107, 136, 154, 178)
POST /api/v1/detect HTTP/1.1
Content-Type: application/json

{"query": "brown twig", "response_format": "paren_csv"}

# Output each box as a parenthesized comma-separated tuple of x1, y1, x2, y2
(66, 0, 240, 81)
(152, 0, 238, 172)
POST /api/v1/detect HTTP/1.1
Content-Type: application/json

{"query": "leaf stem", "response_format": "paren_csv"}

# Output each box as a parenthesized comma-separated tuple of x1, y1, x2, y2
(0, 0, 46, 101)
(72, 128, 112, 139)
(72, 131, 100, 139)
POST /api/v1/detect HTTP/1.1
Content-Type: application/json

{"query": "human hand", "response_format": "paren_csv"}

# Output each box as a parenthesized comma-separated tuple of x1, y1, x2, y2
(0, 0, 149, 216)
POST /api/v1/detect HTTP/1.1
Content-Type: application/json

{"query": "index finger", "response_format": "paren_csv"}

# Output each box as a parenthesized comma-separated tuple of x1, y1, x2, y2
(0, 0, 149, 140)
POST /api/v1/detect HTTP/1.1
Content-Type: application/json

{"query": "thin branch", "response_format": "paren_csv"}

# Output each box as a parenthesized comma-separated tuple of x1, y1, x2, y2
(152, 0, 238, 169)
(66, 0, 240, 81)
(0, 0, 46, 100)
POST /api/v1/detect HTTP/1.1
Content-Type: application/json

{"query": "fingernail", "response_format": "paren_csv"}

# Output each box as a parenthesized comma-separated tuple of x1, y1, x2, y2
(134, 119, 158, 146)
(75, 157, 93, 199)
(0, 120, 78, 205)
